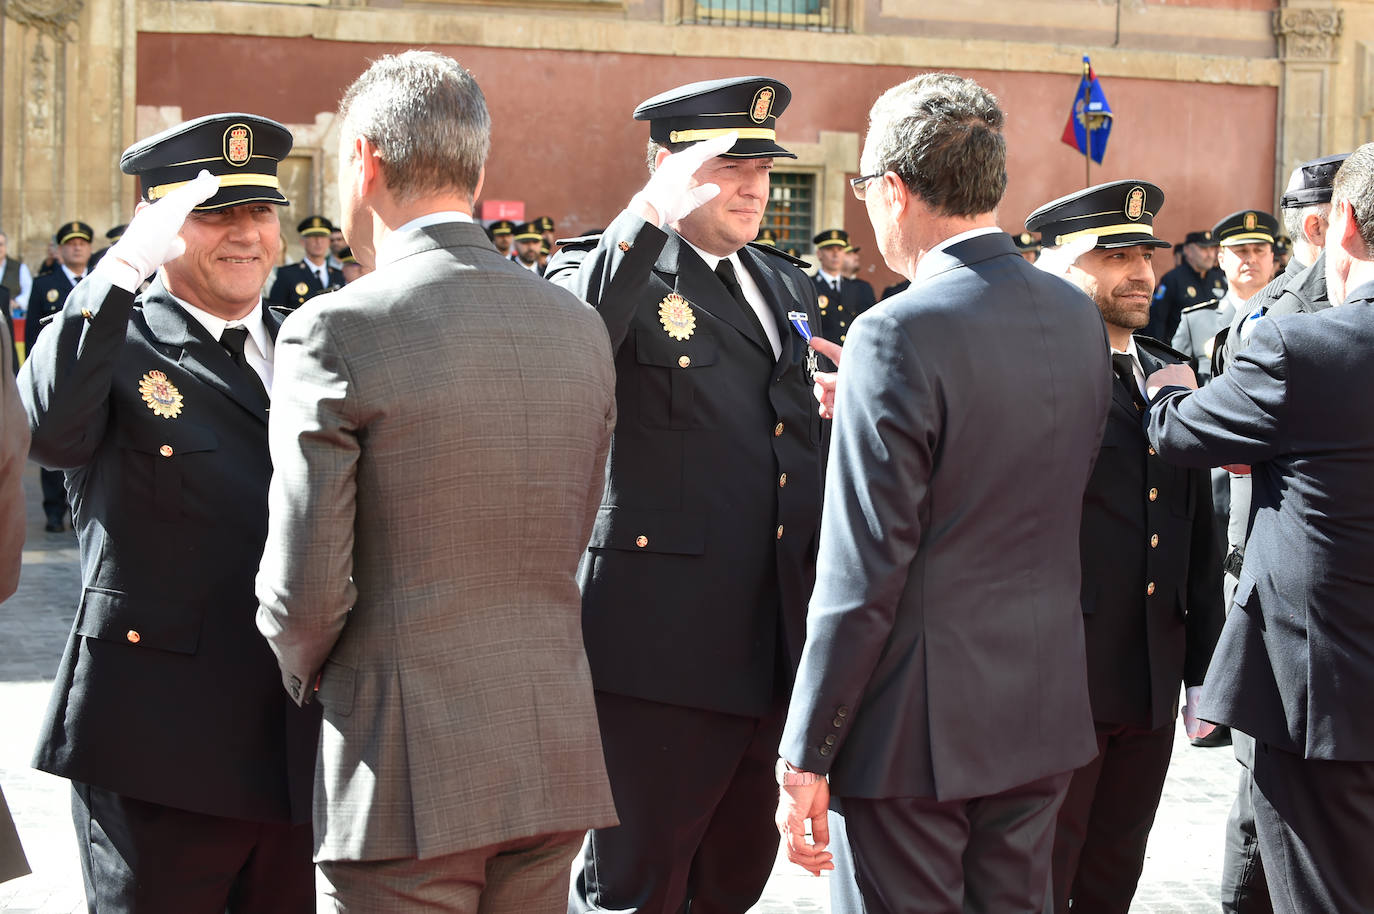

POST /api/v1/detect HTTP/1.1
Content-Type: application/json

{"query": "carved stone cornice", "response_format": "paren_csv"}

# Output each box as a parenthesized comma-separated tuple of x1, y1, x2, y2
(4, 0, 85, 42)
(1274, 7, 1343, 61)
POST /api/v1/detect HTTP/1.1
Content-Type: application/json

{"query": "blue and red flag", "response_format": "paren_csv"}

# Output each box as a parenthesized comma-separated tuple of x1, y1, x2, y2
(1061, 55, 1112, 165)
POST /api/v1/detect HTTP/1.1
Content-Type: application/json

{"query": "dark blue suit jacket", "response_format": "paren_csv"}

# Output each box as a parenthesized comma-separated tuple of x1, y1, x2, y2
(1148, 279, 1374, 760)
(780, 231, 1111, 801)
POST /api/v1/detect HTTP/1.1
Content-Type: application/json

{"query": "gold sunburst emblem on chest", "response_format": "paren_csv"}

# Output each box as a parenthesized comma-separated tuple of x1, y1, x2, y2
(138, 370, 184, 419)
(658, 293, 696, 341)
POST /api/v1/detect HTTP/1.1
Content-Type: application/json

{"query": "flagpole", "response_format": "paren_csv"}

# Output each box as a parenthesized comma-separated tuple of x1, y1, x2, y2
(1082, 57, 1092, 188)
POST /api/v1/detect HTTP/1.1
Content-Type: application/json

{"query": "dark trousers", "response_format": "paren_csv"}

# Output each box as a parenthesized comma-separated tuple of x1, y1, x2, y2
(1222, 732, 1271, 913)
(1049, 721, 1174, 914)
(569, 690, 783, 914)
(72, 782, 314, 914)
(843, 770, 1071, 914)
(827, 800, 866, 914)
(1251, 742, 1374, 913)
(40, 468, 66, 525)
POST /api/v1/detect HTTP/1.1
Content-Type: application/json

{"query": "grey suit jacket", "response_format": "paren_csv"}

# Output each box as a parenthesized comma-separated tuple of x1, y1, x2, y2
(0, 320, 25, 602)
(256, 221, 619, 861)
(779, 232, 1111, 801)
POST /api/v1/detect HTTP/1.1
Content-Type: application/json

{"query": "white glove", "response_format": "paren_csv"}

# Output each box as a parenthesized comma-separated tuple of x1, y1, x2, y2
(1034, 233, 1098, 280)
(95, 169, 220, 291)
(631, 132, 738, 228)
(1182, 685, 1215, 740)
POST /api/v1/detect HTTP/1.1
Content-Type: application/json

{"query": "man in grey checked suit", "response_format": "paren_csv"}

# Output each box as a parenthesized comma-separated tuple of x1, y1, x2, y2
(776, 73, 1111, 912)
(255, 51, 618, 913)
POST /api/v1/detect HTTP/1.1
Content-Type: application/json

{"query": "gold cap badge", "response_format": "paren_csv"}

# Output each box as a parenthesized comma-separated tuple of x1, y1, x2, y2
(750, 86, 776, 124)
(658, 293, 696, 341)
(223, 123, 253, 167)
(1125, 186, 1145, 221)
(139, 370, 184, 419)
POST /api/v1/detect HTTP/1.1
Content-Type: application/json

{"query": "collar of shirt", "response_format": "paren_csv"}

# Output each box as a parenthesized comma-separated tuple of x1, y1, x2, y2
(375, 211, 475, 269)
(681, 239, 783, 359)
(1110, 337, 1146, 395)
(818, 269, 842, 287)
(60, 263, 84, 285)
(913, 226, 1004, 284)
(304, 258, 329, 284)
(171, 293, 274, 392)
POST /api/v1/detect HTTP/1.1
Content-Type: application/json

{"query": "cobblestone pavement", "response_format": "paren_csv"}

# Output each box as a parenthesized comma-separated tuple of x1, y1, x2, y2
(2, 464, 1235, 912)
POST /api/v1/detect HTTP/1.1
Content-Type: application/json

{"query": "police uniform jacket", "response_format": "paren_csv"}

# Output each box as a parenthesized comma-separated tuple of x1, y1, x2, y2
(1171, 294, 1238, 386)
(26, 269, 79, 349)
(1148, 279, 1374, 760)
(268, 259, 344, 310)
(18, 274, 319, 824)
(547, 210, 824, 718)
(811, 273, 870, 346)
(1148, 262, 1226, 342)
(1080, 337, 1223, 730)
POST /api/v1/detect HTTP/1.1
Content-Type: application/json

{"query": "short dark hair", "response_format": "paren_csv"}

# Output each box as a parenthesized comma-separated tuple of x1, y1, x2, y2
(1333, 143, 1374, 253)
(861, 73, 1006, 218)
(645, 140, 690, 175)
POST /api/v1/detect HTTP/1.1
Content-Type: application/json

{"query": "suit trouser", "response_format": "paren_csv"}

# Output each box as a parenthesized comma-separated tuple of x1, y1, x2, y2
(71, 781, 313, 914)
(1222, 732, 1272, 914)
(1049, 720, 1174, 914)
(570, 690, 784, 914)
(826, 801, 866, 914)
(39, 468, 66, 525)
(1251, 742, 1374, 913)
(843, 769, 1071, 914)
(319, 830, 583, 914)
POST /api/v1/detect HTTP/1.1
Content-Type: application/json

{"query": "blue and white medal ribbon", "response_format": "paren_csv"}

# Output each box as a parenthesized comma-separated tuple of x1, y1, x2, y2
(788, 310, 819, 378)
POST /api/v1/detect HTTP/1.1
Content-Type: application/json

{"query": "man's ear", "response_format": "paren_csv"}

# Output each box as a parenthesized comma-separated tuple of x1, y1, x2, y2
(884, 172, 908, 218)
(471, 165, 485, 207)
(1336, 200, 1365, 256)
(654, 147, 672, 171)
(356, 136, 382, 197)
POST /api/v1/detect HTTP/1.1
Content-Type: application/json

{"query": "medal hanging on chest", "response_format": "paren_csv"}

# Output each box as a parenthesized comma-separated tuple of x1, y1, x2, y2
(788, 310, 818, 379)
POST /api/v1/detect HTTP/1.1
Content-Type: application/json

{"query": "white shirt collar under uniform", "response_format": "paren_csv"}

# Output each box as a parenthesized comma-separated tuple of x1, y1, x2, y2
(173, 293, 274, 394)
(682, 239, 782, 360)
(1110, 336, 1146, 397)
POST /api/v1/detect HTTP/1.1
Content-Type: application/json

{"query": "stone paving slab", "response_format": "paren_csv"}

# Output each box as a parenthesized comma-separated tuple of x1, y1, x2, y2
(1, 464, 1235, 912)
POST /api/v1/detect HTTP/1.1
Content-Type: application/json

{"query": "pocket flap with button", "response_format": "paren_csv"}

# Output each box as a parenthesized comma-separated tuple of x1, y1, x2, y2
(116, 422, 219, 456)
(75, 586, 201, 654)
(635, 329, 718, 368)
(588, 505, 705, 555)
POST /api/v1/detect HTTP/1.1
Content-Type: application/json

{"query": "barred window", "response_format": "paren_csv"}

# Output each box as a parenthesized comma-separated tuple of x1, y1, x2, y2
(762, 171, 817, 254)
(681, 0, 850, 31)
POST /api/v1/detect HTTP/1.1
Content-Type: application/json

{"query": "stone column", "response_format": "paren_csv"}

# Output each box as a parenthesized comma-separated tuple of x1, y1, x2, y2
(1273, 3, 1343, 204)
(1, 0, 135, 267)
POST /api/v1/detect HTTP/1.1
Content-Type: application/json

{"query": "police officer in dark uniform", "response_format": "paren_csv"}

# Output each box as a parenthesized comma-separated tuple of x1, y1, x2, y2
(1012, 230, 1040, 263)
(1146, 229, 1226, 341)
(533, 214, 557, 251)
(811, 228, 870, 347)
(1026, 181, 1223, 914)
(547, 76, 825, 914)
(267, 214, 345, 309)
(510, 221, 546, 275)
(26, 220, 94, 531)
(487, 218, 515, 258)
(18, 113, 320, 913)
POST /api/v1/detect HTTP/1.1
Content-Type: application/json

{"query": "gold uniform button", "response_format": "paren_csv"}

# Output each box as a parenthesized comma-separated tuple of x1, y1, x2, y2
(126, 630, 141, 644)
(1148, 447, 1157, 456)
(1147, 582, 1156, 596)
(1148, 487, 1158, 502)
(159, 445, 173, 458)
(838, 305, 845, 312)
(635, 535, 648, 548)
(1150, 534, 1160, 548)
(774, 422, 784, 437)
(618, 241, 631, 252)
(779, 473, 788, 488)
(678, 355, 691, 368)
(840, 334, 846, 342)
(776, 525, 784, 540)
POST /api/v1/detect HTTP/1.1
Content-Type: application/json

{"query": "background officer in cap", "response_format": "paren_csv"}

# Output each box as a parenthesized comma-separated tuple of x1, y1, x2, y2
(487, 218, 515, 257)
(1206, 152, 1349, 914)
(268, 214, 345, 309)
(1028, 181, 1223, 914)
(1012, 230, 1041, 262)
(511, 220, 545, 275)
(534, 214, 557, 250)
(811, 228, 871, 348)
(26, 220, 94, 532)
(548, 75, 824, 914)
(18, 113, 319, 913)
(1147, 229, 1227, 342)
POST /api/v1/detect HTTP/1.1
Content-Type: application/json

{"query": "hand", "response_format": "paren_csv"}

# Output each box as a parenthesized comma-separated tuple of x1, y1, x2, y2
(1034, 234, 1097, 279)
(775, 777, 834, 876)
(95, 169, 219, 289)
(810, 337, 842, 420)
(1182, 685, 1216, 741)
(1145, 363, 1198, 399)
(631, 133, 737, 228)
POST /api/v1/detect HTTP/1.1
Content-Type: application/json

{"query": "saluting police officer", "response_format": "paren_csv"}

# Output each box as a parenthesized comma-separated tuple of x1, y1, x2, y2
(18, 114, 320, 912)
(267, 214, 345, 309)
(1147, 229, 1227, 341)
(26, 220, 94, 531)
(1027, 182, 1224, 914)
(547, 77, 825, 914)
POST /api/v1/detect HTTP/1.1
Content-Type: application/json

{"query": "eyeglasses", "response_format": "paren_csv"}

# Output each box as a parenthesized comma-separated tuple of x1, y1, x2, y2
(850, 173, 886, 201)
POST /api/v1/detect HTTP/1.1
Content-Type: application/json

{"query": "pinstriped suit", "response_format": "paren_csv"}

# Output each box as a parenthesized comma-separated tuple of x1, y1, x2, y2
(255, 221, 618, 900)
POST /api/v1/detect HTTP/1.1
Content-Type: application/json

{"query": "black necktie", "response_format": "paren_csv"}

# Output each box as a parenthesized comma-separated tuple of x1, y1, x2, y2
(714, 259, 769, 350)
(220, 326, 269, 405)
(1111, 352, 1145, 411)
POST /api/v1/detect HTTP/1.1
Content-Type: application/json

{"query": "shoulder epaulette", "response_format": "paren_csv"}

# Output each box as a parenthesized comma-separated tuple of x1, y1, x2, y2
(1180, 299, 1218, 315)
(748, 242, 809, 268)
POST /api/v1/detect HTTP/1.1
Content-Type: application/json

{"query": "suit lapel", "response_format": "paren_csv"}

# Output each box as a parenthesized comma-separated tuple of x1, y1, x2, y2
(141, 280, 271, 423)
(656, 233, 769, 355)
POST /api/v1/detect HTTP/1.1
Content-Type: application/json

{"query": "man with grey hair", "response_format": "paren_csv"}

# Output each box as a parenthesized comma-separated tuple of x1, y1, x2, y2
(776, 73, 1110, 911)
(256, 50, 619, 912)
(1145, 142, 1374, 912)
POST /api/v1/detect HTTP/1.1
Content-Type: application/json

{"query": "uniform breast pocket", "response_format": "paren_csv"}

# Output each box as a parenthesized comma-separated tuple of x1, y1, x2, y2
(633, 328, 718, 430)
(116, 422, 219, 521)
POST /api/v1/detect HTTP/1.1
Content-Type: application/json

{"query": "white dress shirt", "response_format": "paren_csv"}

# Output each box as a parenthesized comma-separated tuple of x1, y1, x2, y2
(683, 240, 782, 360)
(174, 295, 274, 394)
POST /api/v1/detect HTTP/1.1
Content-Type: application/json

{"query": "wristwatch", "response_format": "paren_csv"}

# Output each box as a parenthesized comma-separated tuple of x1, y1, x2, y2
(775, 758, 823, 787)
